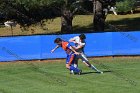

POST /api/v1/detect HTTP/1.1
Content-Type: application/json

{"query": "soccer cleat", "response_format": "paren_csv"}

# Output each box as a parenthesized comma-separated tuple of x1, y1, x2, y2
(70, 70, 75, 75)
(78, 70, 82, 75)
(97, 71, 103, 74)
(99, 71, 103, 74)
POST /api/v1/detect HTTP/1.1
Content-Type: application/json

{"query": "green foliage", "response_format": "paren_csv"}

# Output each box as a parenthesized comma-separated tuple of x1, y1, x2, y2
(116, 0, 136, 13)
(0, 0, 59, 26)
(0, 0, 82, 26)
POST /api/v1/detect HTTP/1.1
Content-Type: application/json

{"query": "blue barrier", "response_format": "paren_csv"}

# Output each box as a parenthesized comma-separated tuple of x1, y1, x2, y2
(112, 32, 140, 55)
(0, 31, 140, 62)
(0, 36, 41, 61)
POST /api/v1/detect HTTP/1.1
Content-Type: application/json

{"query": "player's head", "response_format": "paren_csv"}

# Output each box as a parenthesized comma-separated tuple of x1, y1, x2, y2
(54, 38, 62, 45)
(79, 34, 86, 40)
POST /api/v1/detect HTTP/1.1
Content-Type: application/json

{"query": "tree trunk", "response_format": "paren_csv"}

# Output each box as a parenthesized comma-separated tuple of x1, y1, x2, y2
(61, 8, 73, 33)
(93, 0, 106, 31)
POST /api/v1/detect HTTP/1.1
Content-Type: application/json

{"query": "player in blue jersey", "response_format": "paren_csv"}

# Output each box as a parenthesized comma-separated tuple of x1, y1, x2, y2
(51, 38, 82, 75)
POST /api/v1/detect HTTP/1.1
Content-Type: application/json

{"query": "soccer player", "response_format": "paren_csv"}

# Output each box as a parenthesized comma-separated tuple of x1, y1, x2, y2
(51, 38, 82, 75)
(69, 34, 103, 74)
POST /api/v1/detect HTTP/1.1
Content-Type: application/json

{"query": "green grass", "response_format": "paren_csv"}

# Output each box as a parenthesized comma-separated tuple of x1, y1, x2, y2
(0, 57, 140, 93)
(106, 13, 140, 31)
(0, 13, 140, 36)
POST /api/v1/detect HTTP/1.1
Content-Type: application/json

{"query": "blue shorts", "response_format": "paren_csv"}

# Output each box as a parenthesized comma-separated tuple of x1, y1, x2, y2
(66, 53, 76, 65)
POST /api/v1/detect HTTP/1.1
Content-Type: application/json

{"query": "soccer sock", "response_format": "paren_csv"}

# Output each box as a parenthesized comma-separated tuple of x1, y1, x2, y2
(91, 64, 100, 72)
(74, 64, 78, 68)
(70, 65, 80, 73)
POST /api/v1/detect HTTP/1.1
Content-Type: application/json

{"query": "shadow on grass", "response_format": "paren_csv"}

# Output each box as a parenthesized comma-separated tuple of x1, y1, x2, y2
(106, 17, 140, 32)
(38, 17, 140, 36)
(72, 25, 93, 33)
(1, 16, 140, 37)
(70, 16, 140, 34)
(81, 70, 111, 75)
(46, 17, 140, 35)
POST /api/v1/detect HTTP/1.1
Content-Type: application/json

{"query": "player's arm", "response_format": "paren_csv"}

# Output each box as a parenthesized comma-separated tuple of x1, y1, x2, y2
(51, 45, 60, 53)
(69, 46, 80, 55)
(75, 45, 83, 50)
(75, 42, 85, 50)
(71, 46, 77, 50)
(69, 37, 76, 43)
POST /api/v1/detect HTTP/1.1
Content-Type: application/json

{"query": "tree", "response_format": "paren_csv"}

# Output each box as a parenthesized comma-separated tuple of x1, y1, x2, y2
(93, 0, 105, 31)
(0, 0, 57, 27)
(1, 0, 83, 33)
(93, 0, 116, 31)
(0, 0, 116, 33)
(61, 3, 74, 33)
(48, 0, 83, 33)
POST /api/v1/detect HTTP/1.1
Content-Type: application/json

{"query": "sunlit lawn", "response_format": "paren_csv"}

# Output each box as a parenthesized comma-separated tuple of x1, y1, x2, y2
(0, 13, 140, 36)
(0, 57, 140, 93)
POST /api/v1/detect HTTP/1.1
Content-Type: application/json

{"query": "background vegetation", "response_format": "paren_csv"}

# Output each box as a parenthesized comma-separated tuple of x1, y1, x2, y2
(0, 0, 140, 36)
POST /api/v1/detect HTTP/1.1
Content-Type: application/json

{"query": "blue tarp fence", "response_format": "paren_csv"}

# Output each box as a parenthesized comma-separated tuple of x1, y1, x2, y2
(0, 31, 140, 62)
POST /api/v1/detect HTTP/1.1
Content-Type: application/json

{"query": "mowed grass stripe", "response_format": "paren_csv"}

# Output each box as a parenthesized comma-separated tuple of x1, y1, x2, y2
(0, 57, 140, 93)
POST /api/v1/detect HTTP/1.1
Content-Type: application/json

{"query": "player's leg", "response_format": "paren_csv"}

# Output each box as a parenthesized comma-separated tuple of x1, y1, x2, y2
(80, 53, 103, 73)
(66, 54, 81, 74)
(73, 55, 79, 68)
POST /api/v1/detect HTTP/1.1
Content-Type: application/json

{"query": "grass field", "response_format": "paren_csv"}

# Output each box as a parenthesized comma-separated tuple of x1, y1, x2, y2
(0, 13, 140, 36)
(0, 57, 140, 93)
